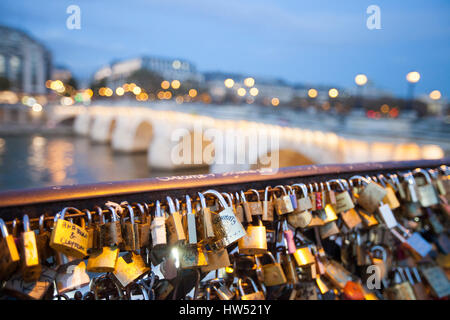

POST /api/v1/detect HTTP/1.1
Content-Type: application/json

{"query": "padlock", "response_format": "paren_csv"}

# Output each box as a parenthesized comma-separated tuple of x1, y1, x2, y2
(261, 186, 274, 222)
(273, 185, 294, 215)
(35, 215, 54, 262)
(204, 189, 246, 248)
(414, 168, 439, 207)
(319, 220, 340, 239)
(233, 192, 245, 223)
(50, 207, 89, 259)
(276, 247, 298, 285)
(428, 168, 446, 197)
(100, 205, 123, 247)
(238, 277, 265, 300)
(282, 219, 296, 254)
(238, 215, 267, 255)
(0, 218, 20, 281)
(286, 185, 298, 210)
(184, 195, 198, 245)
(87, 245, 119, 273)
(120, 203, 140, 251)
(112, 251, 150, 288)
(201, 247, 231, 272)
(357, 208, 379, 228)
(239, 190, 253, 223)
(351, 175, 387, 214)
(328, 179, 355, 213)
(323, 259, 353, 290)
(385, 267, 416, 300)
(293, 231, 315, 267)
(133, 202, 151, 248)
(261, 251, 287, 286)
(151, 200, 167, 248)
(403, 171, 419, 203)
(3, 265, 56, 300)
(248, 189, 263, 215)
(179, 244, 208, 269)
(56, 260, 91, 293)
(405, 267, 429, 300)
(87, 206, 120, 273)
(377, 174, 401, 210)
(20, 214, 42, 282)
(82, 208, 99, 252)
(390, 226, 432, 259)
(340, 208, 362, 229)
(166, 196, 186, 244)
(288, 183, 312, 228)
(210, 278, 235, 300)
(197, 192, 216, 242)
(420, 266, 450, 299)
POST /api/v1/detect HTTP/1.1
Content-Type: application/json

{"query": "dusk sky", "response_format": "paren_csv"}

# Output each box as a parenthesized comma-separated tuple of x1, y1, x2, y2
(1, 0, 449, 97)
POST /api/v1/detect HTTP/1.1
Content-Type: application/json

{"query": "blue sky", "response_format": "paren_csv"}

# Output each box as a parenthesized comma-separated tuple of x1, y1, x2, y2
(1, 0, 449, 97)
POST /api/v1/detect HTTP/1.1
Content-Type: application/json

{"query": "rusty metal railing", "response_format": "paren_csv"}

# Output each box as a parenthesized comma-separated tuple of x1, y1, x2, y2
(0, 158, 449, 222)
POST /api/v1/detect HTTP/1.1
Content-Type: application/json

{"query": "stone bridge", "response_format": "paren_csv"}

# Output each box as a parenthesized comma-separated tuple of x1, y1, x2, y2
(48, 105, 444, 172)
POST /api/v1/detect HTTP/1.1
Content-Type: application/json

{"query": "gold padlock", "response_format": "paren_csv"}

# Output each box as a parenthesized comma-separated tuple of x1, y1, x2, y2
(238, 216, 267, 255)
(20, 214, 41, 282)
(293, 231, 315, 267)
(166, 196, 186, 244)
(112, 252, 150, 288)
(50, 207, 89, 259)
(238, 277, 265, 300)
(261, 251, 287, 286)
(351, 175, 387, 214)
(261, 186, 274, 222)
(179, 244, 208, 269)
(0, 218, 20, 281)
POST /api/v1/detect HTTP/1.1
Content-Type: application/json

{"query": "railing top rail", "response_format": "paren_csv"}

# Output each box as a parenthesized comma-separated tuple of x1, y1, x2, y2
(0, 158, 448, 220)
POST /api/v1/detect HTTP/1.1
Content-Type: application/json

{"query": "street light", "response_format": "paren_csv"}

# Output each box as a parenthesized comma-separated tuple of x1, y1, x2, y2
(328, 88, 339, 98)
(354, 74, 367, 109)
(429, 90, 441, 100)
(406, 71, 420, 112)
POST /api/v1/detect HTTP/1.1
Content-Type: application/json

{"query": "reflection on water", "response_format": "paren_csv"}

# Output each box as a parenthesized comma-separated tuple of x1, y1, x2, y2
(0, 134, 208, 191)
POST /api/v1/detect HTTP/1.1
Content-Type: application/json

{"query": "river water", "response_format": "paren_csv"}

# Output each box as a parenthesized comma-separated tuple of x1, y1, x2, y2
(0, 133, 208, 192)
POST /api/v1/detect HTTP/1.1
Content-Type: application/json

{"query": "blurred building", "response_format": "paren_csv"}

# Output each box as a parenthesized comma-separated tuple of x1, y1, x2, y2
(204, 72, 297, 103)
(52, 66, 72, 82)
(94, 56, 203, 87)
(0, 25, 52, 94)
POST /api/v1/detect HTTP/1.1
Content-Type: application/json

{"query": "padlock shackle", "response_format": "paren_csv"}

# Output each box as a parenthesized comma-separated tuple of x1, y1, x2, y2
(237, 276, 259, 296)
(23, 214, 30, 232)
(370, 245, 387, 262)
(166, 196, 176, 214)
(249, 189, 261, 202)
(132, 202, 146, 221)
(82, 209, 92, 226)
(60, 207, 83, 220)
(292, 183, 308, 198)
(222, 192, 233, 207)
(185, 195, 192, 214)
(413, 168, 433, 185)
(203, 189, 229, 209)
(0, 218, 8, 237)
(198, 192, 207, 209)
(122, 204, 136, 224)
(264, 186, 271, 201)
(349, 175, 370, 186)
(327, 179, 345, 192)
(274, 185, 288, 195)
(104, 205, 120, 223)
(240, 190, 247, 202)
(39, 214, 45, 233)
